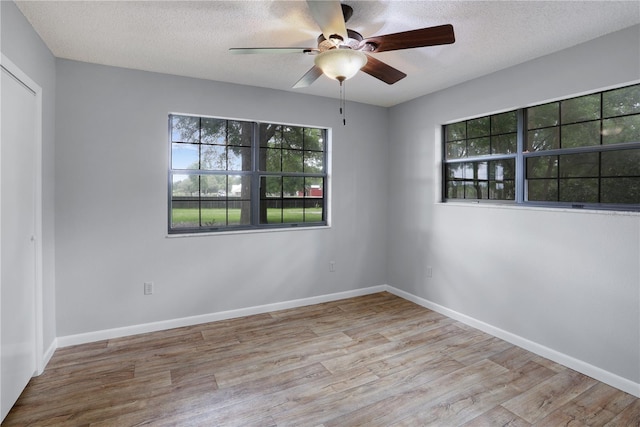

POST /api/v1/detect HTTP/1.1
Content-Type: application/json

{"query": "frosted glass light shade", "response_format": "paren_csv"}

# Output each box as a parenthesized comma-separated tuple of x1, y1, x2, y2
(314, 49, 367, 82)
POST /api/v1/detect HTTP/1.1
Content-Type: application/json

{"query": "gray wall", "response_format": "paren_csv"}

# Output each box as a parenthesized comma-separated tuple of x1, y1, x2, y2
(54, 59, 389, 336)
(387, 25, 640, 384)
(1, 1, 57, 356)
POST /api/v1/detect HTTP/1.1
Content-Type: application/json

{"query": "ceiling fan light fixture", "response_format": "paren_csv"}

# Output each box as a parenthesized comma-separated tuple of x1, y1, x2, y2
(314, 48, 367, 82)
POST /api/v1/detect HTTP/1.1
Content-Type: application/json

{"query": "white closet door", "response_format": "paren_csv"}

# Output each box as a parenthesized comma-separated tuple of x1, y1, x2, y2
(1, 63, 38, 421)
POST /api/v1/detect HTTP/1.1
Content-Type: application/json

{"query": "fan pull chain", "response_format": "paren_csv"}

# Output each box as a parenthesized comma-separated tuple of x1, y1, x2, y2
(339, 79, 347, 126)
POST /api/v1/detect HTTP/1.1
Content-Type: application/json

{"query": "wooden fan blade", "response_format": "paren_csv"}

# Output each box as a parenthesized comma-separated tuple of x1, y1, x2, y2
(229, 47, 317, 54)
(307, 0, 347, 41)
(361, 55, 407, 85)
(361, 24, 455, 53)
(293, 65, 324, 89)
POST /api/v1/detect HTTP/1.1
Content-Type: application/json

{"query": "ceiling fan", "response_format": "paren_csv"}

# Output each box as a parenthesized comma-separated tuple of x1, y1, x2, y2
(229, 0, 455, 88)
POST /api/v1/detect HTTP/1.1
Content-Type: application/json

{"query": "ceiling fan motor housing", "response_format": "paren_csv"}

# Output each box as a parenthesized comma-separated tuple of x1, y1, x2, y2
(317, 29, 365, 51)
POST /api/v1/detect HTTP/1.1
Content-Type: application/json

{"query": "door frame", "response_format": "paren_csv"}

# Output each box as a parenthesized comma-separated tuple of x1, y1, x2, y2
(0, 53, 44, 376)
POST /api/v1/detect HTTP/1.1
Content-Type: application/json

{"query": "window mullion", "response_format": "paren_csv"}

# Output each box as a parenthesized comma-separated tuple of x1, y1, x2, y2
(516, 109, 525, 203)
(198, 118, 203, 227)
(251, 122, 260, 227)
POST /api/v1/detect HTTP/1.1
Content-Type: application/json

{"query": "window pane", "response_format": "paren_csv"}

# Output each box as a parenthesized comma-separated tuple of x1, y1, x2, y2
(464, 181, 488, 199)
(446, 163, 465, 180)
(527, 103, 559, 129)
(603, 84, 640, 118)
(490, 159, 515, 180)
(262, 176, 282, 198)
(171, 174, 199, 228)
(228, 201, 251, 226)
(282, 126, 304, 149)
(200, 145, 226, 170)
(559, 178, 598, 203)
(282, 150, 304, 173)
(561, 121, 600, 148)
(171, 206, 199, 228)
(601, 149, 640, 177)
(527, 180, 558, 201)
(561, 94, 600, 124)
(283, 176, 304, 196)
(227, 147, 251, 171)
(491, 111, 517, 134)
(200, 118, 226, 144)
(201, 174, 226, 197)
(172, 174, 198, 197)
(491, 133, 517, 154)
(172, 143, 199, 169)
(467, 137, 490, 157)
(171, 115, 199, 142)
(305, 177, 324, 198)
(304, 128, 324, 151)
(201, 202, 227, 227)
(304, 199, 323, 222)
(467, 117, 490, 138)
(446, 122, 466, 141)
(227, 121, 252, 146)
(601, 178, 640, 204)
(447, 181, 464, 199)
(263, 199, 282, 224)
(490, 180, 515, 200)
(260, 148, 281, 172)
(228, 175, 250, 199)
(527, 127, 559, 151)
(485, 158, 515, 200)
(464, 162, 488, 180)
(282, 198, 305, 223)
(559, 153, 599, 178)
(527, 156, 557, 179)
(602, 115, 640, 145)
(304, 151, 324, 173)
(261, 124, 281, 148)
(446, 141, 466, 159)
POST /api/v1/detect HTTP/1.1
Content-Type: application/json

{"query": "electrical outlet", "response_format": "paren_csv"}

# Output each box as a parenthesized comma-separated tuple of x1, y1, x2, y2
(144, 281, 154, 295)
(426, 267, 433, 278)
(329, 261, 335, 272)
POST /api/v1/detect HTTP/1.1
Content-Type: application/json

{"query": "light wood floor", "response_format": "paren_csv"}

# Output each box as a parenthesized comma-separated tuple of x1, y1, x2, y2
(5, 292, 640, 426)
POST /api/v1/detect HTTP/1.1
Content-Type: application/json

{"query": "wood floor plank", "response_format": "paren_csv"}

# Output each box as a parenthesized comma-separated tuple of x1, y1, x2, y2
(489, 344, 538, 370)
(394, 360, 557, 426)
(213, 332, 385, 388)
(271, 355, 467, 426)
(320, 325, 460, 374)
(535, 381, 638, 426)
(605, 398, 640, 426)
(322, 359, 509, 426)
(4, 292, 639, 426)
(462, 405, 531, 426)
(502, 369, 600, 423)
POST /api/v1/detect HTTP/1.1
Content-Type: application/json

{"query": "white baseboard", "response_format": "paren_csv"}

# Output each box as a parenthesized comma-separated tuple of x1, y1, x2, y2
(51, 283, 640, 398)
(42, 339, 56, 368)
(56, 285, 387, 348)
(385, 285, 640, 398)
(33, 338, 57, 377)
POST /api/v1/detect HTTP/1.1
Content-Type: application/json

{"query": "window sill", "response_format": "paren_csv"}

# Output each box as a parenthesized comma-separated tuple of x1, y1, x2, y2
(166, 224, 331, 238)
(437, 201, 640, 217)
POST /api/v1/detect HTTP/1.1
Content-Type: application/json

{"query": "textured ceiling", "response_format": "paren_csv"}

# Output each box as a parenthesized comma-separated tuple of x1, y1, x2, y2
(15, 1, 640, 107)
